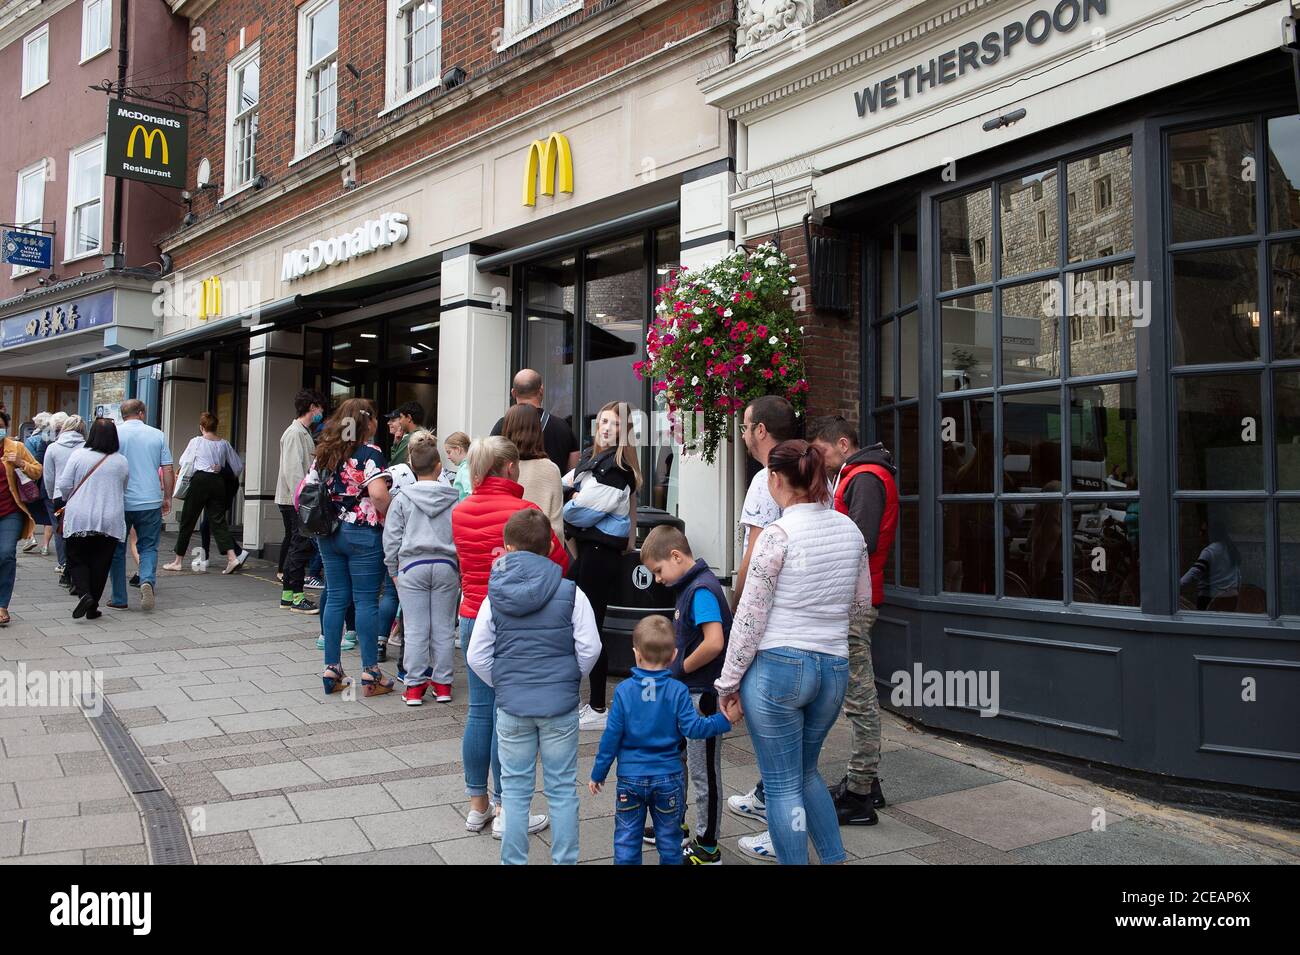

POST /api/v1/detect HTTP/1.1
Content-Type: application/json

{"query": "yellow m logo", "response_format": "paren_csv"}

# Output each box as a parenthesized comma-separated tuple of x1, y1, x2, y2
(126, 125, 169, 165)
(199, 276, 221, 321)
(522, 133, 573, 207)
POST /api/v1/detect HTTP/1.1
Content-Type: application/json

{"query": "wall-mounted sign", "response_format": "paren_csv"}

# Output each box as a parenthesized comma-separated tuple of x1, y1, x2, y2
(2, 229, 53, 269)
(280, 212, 409, 282)
(1, 290, 115, 349)
(198, 276, 221, 320)
(522, 133, 574, 206)
(105, 99, 189, 189)
(853, 0, 1111, 120)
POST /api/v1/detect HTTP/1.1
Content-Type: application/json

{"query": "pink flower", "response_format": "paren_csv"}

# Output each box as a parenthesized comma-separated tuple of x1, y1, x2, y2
(779, 366, 788, 376)
(703, 336, 714, 346)
(742, 271, 752, 281)
(756, 325, 768, 337)
(745, 291, 754, 300)
(763, 369, 774, 379)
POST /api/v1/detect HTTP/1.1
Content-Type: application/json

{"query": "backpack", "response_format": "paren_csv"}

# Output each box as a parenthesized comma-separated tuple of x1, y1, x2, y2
(296, 467, 340, 538)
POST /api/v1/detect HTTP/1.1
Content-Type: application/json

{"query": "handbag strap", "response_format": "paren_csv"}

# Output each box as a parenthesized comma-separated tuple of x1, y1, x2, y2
(65, 454, 109, 505)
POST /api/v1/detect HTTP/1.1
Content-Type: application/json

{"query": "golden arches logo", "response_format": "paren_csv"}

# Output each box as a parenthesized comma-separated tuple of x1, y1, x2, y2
(522, 133, 573, 207)
(126, 125, 169, 165)
(199, 276, 221, 321)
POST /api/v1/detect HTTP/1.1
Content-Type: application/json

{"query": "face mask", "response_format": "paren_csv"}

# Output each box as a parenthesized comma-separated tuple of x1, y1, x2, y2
(0, 430, 7, 439)
(312, 412, 323, 425)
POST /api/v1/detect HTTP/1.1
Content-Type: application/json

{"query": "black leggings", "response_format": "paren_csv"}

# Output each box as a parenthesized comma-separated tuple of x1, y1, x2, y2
(176, 471, 236, 557)
(569, 540, 621, 710)
(65, 533, 119, 606)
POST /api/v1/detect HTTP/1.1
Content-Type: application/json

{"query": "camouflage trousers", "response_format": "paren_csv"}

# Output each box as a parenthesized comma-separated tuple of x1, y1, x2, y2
(844, 606, 881, 793)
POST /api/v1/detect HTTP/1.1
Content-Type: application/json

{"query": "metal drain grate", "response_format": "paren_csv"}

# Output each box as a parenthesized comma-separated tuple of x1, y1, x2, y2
(87, 702, 194, 865)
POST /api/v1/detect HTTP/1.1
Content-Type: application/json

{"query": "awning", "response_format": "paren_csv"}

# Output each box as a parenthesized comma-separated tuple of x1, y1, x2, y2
(476, 200, 679, 273)
(66, 349, 162, 377)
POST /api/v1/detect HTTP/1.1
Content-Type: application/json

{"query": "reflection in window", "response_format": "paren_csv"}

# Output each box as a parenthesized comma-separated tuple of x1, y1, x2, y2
(1069, 262, 1137, 376)
(874, 412, 894, 469)
(1002, 390, 1061, 492)
(1071, 382, 1137, 491)
(899, 501, 919, 588)
(583, 237, 646, 442)
(1072, 501, 1140, 606)
(879, 237, 895, 313)
(524, 254, 576, 429)
(1171, 248, 1259, 365)
(1278, 371, 1300, 490)
(1271, 241, 1300, 361)
(1267, 114, 1300, 234)
(1000, 168, 1058, 277)
(898, 405, 919, 496)
(940, 292, 994, 391)
(1176, 374, 1263, 490)
(877, 321, 895, 402)
(1169, 123, 1255, 243)
(899, 310, 919, 402)
(1281, 504, 1300, 615)
(899, 213, 918, 305)
(939, 189, 992, 291)
(1004, 496, 1062, 601)
(651, 225, 680, 514)
(1178, 502, 1266, 613)
(941, 397, 995, 494)
(1001, 280, 1059, 384)
(943, 502, 994, 594)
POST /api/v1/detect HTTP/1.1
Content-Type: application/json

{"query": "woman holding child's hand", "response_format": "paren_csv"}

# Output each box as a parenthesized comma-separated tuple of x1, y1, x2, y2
(713, 439, 872, 866)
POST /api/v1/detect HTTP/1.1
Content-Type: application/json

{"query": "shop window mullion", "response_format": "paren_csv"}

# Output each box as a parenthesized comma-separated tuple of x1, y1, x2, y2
(574, 246, 588, 449)
(919, 191, 938, 597)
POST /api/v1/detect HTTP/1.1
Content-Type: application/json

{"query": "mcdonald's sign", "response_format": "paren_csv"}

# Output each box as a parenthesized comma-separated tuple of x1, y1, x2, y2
(522, 133, 573, 207)
(198, 276, 221, 321)
(105, 99, 188, 189)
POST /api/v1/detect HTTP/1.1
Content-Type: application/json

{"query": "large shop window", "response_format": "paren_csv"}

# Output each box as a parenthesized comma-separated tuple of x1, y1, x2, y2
(871, 213, 920, 588)
(936, 142, 1139, 605)
(1170, 115, 1300, 617)
(518, 224, 680, 512)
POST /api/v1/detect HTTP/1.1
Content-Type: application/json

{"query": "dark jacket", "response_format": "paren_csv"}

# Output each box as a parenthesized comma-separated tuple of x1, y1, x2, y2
(840, 444, 897, 552)
(591, 667, 730, 783)
(563, 447, 636, 551)
(488, 551, 581, 718)
(670, 559, 732, 693)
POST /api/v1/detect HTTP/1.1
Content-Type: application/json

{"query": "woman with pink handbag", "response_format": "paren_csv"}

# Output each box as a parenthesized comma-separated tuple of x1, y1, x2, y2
(0, 409, 44, 626)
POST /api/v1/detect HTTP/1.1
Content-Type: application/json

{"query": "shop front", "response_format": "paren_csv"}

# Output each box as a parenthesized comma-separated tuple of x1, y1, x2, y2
(701, 0, 1300, 793)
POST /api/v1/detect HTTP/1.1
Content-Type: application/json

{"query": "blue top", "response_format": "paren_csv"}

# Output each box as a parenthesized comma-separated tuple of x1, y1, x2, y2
(671, 559, 732, 692)
(590, 667, 730, 783)
(693, 590, 722, 625)
(117, 418, 173, 510)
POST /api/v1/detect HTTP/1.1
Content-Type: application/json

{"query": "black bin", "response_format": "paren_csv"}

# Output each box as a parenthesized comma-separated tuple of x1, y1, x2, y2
(603, 507, 686, 677)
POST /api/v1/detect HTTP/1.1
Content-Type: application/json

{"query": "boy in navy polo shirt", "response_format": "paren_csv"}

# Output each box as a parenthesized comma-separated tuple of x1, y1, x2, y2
(640, 525, 732, 865)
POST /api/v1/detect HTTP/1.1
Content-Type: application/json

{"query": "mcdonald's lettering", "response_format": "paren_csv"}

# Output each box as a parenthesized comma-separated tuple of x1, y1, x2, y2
(127, 126, 169, 166)
(522, 133, 574, 207)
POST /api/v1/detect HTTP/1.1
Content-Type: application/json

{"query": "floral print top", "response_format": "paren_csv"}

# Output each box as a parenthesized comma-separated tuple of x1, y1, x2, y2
(306, 443, 388, 528)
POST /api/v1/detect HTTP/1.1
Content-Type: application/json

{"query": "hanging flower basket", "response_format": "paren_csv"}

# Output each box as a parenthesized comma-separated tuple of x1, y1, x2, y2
(635, 242, 808, 464)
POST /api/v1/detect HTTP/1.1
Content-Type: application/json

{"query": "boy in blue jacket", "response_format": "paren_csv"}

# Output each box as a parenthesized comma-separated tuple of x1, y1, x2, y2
(588, 615, 731, 865)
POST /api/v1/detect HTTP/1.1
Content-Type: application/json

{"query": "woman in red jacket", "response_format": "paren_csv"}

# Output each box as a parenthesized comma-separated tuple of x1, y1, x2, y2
(452, 435, 567, 836)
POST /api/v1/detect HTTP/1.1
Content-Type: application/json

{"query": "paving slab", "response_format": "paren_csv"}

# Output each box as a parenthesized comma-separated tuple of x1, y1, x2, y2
(188, 795, 299, 836)
(249, 818, 372, 864)
(131, 717, 225, 747)
(23, 812, 143, 854)
(17, 773, 129, 808)
(303, 749, 408, 781)
(288, 783, 401, 822)
(355, 805, 475, 849)
(1012, 818, 1257, 865)
(382, 774, 468, 810)
(0, 755, 63, 783)
(387, 738, 465, 769)
(322, 844, 447, 865)
(215, 761, 325, 796)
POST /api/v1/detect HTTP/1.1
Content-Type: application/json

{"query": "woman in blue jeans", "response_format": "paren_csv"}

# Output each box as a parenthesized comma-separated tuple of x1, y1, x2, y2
(0, 410, 43, 626)
(716, 439, 872, 865)
(305, 398, 395, 697)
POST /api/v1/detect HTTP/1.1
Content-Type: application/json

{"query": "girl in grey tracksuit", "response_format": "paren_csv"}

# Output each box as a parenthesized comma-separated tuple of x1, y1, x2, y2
(382, 474, 460, 699)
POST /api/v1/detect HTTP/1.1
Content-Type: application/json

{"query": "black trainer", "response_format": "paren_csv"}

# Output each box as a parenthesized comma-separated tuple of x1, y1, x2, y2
(643, 822, 691, 847)
(829, 774, 887, 809)
(832, 785, 878, 826)
(129, 574, 141, 588)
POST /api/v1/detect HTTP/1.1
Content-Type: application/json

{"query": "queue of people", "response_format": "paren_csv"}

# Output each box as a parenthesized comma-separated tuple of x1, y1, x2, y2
(282, 367, 896, 866)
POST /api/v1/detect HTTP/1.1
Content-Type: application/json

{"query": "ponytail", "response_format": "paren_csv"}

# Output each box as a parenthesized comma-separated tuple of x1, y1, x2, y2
(767, 439, 830, 505)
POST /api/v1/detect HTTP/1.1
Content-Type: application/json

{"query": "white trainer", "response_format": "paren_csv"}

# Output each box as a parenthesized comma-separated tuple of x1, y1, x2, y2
(578, 703, 608, 730)
(727, 785, 767, 820)
(738, 831, 778, 863)
(465, 803, 497, 833)
(492, 806, 549, 840)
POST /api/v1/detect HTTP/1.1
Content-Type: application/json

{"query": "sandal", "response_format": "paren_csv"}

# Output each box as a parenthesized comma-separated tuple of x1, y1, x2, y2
(322, 664, 350, 696)
(0, 609, 9, 627)
(361, 666, 394, 698)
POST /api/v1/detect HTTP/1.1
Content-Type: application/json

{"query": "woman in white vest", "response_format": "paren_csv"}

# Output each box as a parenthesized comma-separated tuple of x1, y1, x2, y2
(715, 439, 871, 865)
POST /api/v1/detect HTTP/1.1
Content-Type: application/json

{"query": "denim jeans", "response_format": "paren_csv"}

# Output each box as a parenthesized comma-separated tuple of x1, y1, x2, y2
(741, 647, 849, 865)
(460, 615, 501, 800)
(613, 772, 684, 865)
(0, 511, 24, 607)
(46, 500, 66, 566)
(317, 523, 386, 669)
(111, 508, 163, 606)
(378, 572, 399, 643)
(496, 707, 579, 865)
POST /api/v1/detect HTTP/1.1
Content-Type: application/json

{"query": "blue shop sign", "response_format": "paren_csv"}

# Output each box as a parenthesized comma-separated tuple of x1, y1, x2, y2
(2, 229, 52, 270)
(2, 290, 115, 348)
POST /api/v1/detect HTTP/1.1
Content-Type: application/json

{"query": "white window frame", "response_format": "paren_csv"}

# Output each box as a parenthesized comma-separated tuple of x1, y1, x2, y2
(65, 137, 105, 263)
(499, 0, 580, 50)
(383, 0, 442, 113)
(12, 160, 48, 278)
(223, 41, 261, 199)
(22, 24, 49, 97)
(80, 0, 112, 65)
(294, 0, 339, 162)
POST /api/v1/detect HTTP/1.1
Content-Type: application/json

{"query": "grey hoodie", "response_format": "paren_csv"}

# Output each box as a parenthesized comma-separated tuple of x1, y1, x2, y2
(382, 479, 460, 576)
(43, 428, 86, 499)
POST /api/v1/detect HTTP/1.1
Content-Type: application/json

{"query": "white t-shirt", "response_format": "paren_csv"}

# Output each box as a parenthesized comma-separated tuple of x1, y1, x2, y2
(740, 466, 782, 552)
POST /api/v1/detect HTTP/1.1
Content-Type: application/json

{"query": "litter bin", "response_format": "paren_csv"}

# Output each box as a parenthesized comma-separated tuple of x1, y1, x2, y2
(602, 507, 685, 677)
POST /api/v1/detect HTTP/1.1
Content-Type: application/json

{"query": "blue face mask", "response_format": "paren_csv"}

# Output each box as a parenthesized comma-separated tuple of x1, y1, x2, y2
(312, 412, 323, 425)
(0, 430, 7, 439)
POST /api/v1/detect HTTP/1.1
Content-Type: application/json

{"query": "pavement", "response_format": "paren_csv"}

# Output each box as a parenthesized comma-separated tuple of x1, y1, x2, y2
(1, 540, 1298, 866)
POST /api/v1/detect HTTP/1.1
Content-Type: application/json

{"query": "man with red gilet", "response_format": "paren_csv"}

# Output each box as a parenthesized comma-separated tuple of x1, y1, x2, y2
(809, 415, 897, 826)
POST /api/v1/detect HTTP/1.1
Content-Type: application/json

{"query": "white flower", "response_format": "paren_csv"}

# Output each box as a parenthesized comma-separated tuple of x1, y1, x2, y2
(800, 326, 805, 333)
(782, 289, 789, 296)
(691, 376, 700, 386)
(742, 354, 752, 364)
(754, 276, 763, 284)
(693, 307, 703, 315)
(723, 308, 733, 317)
(788, 276, 797, 284)
(769, 336, 778, 345)
(765, 256, 780, 267)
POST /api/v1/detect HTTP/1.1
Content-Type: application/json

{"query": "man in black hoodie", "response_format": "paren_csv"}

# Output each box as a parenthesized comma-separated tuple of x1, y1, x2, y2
(809, 416, 899, 827)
